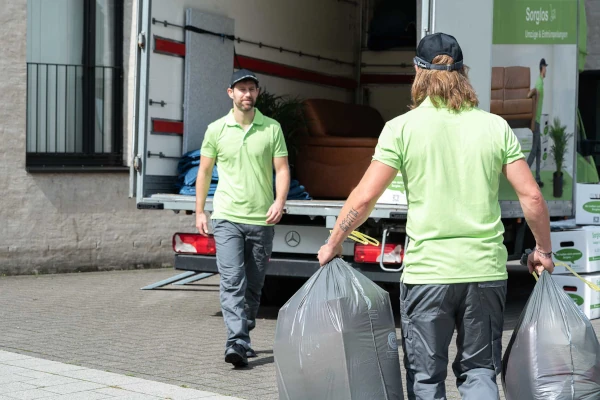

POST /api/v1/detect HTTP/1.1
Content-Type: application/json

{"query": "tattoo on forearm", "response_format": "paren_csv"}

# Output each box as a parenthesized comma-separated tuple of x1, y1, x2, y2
(339, 208, 359, 232)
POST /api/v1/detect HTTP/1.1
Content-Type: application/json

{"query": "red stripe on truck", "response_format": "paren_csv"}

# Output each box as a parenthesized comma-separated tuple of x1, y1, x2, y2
(152, 36, 413, 89)
(234, 55, 358, 90)
(154, 35, 186, 57)
(152, 118, 184, 135)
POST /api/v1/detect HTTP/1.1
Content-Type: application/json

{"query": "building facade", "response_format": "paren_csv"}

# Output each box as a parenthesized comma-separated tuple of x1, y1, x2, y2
(1, 0, 195, 275)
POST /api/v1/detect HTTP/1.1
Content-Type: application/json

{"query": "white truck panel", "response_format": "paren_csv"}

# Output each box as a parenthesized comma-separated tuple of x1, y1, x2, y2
(432, 0, 494, 112)
(144, 135, 181, 176)
(273, 225, 355, 256)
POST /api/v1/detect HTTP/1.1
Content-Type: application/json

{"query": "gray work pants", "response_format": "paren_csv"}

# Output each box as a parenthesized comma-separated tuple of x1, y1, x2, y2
(527, 122, 542, 181)
(400, 280, 507, 400)
(212, 219, 274, 350)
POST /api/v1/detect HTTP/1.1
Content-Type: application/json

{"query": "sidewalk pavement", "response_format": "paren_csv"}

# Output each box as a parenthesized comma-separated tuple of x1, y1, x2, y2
(1, 267, 599, 400)
(0, 350, 242, 400)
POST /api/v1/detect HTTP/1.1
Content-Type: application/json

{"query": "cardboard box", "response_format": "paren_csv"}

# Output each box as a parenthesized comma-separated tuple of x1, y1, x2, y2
(513, 128, 533, 154)
(551, 226, 600, 274)
(575, 184, 600, 225)
(552, 273, 600, 320)
(377, 173, 407, 205)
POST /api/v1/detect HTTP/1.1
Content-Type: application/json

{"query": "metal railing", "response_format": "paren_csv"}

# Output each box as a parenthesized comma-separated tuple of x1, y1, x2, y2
(26, 62, 122, 167)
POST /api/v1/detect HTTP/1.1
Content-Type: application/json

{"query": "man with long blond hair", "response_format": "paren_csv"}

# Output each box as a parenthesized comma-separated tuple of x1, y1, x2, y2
(318, 33, 554, 398)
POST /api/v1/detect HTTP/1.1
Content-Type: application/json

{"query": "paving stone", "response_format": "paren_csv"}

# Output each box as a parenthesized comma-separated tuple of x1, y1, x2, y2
(2, 389, 60, 400)
(12, 372, 50, 380)
(117, 382, 215, 399)
(17, 376, 80, 388)
(0, 383, 39, 395)
(40, 382, 107, 395)
(37, 392, 113, 400)
(0, 376, 32, 386)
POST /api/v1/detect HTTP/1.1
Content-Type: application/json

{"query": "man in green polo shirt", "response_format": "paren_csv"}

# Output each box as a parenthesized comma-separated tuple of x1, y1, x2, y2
(318, 33, 554, 398)
(527, 58, 548, 187)
(195, 69, 290, 367)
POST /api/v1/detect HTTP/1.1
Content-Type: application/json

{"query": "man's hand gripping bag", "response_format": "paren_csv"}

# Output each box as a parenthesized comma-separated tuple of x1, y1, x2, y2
(273, 257, 404, 400)
(501, 271, 600, 399)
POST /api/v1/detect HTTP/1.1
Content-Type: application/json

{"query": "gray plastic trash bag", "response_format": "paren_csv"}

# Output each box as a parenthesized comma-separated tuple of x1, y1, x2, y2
(501, 271, 600, 399)
(274, 257, 404, 400)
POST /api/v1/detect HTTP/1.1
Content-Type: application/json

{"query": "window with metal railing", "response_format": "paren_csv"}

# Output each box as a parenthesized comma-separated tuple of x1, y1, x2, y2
(26, 0, 123, 171)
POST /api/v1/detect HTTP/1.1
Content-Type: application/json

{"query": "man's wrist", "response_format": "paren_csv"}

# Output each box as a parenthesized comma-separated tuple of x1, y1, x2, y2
(535, 246, 553, 259)
(326, 242, 338, 251)
(274, 199, 285, 208)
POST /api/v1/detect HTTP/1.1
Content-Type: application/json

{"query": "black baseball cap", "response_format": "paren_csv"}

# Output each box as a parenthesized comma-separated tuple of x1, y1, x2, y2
(540, 58, 549, 68)
(230, 69, 259, 88)
(414, 32, 463, 71)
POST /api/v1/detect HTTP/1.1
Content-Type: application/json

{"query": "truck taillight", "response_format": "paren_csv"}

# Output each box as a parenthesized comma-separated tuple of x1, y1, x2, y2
(173, 233, 216, 255)
(354, 243, 403, 264)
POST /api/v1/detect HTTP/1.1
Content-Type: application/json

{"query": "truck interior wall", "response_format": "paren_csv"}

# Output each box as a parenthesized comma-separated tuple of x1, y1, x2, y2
(228, 0, 359, 104)
(133, 0, 361, 194)
(169, 0, 357, 87)
(134, 0, 421, 201)
(254, 75, 353, 105)
(360, 49, 414, 121)
(174, 0, 416, 122)
(363, 85, 412, 122)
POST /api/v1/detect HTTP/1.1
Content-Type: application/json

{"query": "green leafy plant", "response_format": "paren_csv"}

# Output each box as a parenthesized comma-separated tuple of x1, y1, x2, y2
(255, 88, 307, 175)
(549, 117, 573, 174)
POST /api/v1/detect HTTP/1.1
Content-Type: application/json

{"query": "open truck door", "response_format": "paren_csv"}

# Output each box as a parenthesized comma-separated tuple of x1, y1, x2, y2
(130, 0, 234, 209)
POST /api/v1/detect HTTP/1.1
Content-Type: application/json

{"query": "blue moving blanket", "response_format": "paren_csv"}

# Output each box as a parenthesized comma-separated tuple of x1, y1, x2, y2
(176, 150, 312, 200)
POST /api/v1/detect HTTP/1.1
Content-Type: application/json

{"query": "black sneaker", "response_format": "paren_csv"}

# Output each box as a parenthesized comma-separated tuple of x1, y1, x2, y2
(225, 344, 248, 367)
(246, 348, 258, 358)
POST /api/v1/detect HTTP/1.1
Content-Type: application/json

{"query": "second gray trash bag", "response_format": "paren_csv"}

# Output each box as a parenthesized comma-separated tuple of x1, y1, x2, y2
(274, 257, 404, 400)
(501, 271, 600, 399)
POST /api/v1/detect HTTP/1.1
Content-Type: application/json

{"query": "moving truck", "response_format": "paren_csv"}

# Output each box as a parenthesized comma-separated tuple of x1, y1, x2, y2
(131, 0, 583, 296)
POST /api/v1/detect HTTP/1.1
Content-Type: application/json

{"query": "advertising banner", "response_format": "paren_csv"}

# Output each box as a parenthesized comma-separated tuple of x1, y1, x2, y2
(493, 0, 578, 201)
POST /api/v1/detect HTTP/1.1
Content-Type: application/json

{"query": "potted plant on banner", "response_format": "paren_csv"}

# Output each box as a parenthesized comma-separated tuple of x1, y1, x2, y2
(549, 117, 573, 198)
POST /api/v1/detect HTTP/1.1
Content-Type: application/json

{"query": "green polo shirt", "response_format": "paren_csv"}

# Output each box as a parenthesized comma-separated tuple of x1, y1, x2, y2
(200, 108, 288, 226)
(373, 97, 524, 284)
(535, 75, 544, 123)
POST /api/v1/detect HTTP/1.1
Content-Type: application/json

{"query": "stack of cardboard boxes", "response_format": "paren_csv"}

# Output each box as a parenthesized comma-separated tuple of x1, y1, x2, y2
(551, 184, 600, 320)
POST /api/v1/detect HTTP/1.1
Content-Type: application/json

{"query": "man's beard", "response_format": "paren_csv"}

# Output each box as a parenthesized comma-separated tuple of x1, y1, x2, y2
(235, 98, 255, 112)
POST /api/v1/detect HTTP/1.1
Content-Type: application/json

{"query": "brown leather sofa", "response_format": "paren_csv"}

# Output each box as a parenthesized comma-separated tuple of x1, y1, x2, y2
(295, 99, 385, 199)
(491, 66, 537, 130)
